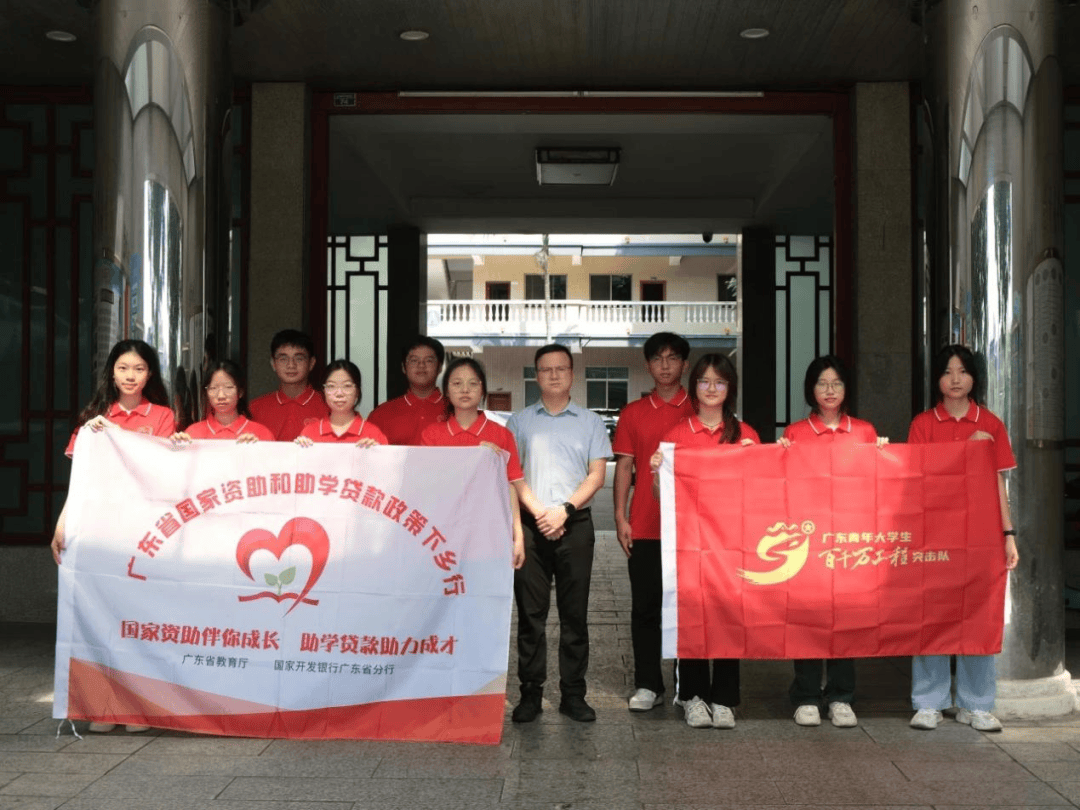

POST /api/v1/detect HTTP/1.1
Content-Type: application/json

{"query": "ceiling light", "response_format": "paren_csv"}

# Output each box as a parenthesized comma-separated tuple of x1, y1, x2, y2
(536, 148, 620, 186)
(46, 30, 77, 42)
(739, 27, 770, 39)
(399, 30, 429, 41)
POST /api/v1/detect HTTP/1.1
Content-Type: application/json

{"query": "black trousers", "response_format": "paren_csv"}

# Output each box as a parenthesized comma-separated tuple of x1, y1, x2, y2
(790, 658, 856, 706)
(513, 509, 595, 698)
(677, 658, 740, 707)
(627, 540, 664, 693)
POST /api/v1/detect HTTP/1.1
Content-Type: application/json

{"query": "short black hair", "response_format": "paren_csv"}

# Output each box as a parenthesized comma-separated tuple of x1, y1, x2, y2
(534, 343, 573, 369)
(204, 359, 253, 418)
(270, 329, 315, 358)
(643, 331, 690, 361)
(400, 336, 445, 367)
(442, 357, 488, 416)
(932, 344, 982, 404)
(803, 354, 851, 414)
(322, 359, 364, 406)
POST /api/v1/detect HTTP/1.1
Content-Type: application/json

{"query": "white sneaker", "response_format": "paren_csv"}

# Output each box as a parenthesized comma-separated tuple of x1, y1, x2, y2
(956, 708, 1002, 732)
(794, 704, 821, 726)
(683, 696, 712, 728)
(628, 688, 662, 712)
(710, 704, 735, 729)
(87, 721, 116, 733)
(124, 724, 151, 733)
(910, 708, 943, 729)
(828, 702, 858, 728)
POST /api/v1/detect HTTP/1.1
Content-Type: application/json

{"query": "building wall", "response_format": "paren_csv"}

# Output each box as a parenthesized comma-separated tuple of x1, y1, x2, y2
(466, 254, 736, 301)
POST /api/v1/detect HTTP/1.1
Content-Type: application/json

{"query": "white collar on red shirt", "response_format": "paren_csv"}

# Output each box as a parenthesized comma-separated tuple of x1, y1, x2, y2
(808, 412, 852, 435)
(318, 415, 364, 437)
(932, 401, 980, 423)
(404, 389, 444, 406)
(687, 414, 724, 434)
(206, 415, 248, 435)
(648, 387, 689, 409)
(446, 412, 489, 437)
(108, 398, 153, 418)
(274, 386, 317, 406)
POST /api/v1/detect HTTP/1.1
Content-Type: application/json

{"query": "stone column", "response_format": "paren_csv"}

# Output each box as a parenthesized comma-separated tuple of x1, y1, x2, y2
(92, 0, 232, 423)
(248, 83, 310, 397)
(853, 83, 913, 442)
(926, 0, 1071, 716)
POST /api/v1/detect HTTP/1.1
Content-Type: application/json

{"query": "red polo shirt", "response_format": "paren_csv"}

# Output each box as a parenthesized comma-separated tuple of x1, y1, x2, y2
(612, 388, 694, 540)
(420, 412, 524, 482)
(661, 414, 761, 447)
(184, 415, 275, 441)
(249, 386, 329, 441)
(299, 415, 388, 445)
(907, 401, 1016, 471)
(368, 390, 446, 446)
(65, 399, 175, 457)
(783, 412, 878, 444)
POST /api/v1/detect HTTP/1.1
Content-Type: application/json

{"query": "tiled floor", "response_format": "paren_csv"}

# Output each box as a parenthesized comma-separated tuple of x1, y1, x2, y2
(3, 527, 1080, 809)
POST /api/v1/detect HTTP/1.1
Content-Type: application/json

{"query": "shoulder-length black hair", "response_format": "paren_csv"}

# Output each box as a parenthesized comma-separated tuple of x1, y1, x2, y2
(803, 354, 852, 415)
(931, 344, 982, 404)
(687, 352, 741, 444)
(441, 357, 488, 417)
(77, 339, 171, 427)
(204, 359, 252, 419)
(322, 359, 363, 409)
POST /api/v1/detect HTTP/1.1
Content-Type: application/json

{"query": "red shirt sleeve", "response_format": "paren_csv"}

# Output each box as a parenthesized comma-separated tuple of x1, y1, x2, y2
(362, 422, 388, 445)
(739, 421, 761, 444)
(245, 421, 276, 441)
(907, 411, 931, 443)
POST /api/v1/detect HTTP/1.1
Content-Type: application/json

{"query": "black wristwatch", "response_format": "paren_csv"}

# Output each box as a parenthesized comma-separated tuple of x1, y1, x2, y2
(562, 501, 577, 518)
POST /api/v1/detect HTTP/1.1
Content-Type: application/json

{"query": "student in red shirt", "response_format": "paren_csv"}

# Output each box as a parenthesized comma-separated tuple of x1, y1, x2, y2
(51, 338, 177, 734)
(612, 331, 694, 712)
(249, 329, 329, 441)
(368, 336, 446, 445)
(908, 344, 1018, 733)
(779, 355, 886, 730)
(295, 359, 387, 447)
(649, 353, 758, 730)
(420, 357, 526, 568)
(170, 360, 274, 444)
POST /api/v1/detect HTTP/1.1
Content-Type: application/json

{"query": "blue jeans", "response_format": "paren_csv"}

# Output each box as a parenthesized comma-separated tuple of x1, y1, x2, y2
(911, 654, 996, 712)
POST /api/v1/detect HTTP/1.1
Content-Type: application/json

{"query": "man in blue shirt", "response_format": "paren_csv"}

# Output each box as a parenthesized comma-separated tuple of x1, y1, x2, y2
(506, 344, 612, 723)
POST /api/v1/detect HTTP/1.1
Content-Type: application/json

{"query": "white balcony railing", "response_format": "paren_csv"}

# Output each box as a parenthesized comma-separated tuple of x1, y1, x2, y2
(427, 299, 738, 339)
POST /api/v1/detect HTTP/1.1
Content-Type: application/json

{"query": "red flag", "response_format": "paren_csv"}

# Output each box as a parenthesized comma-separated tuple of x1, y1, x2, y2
(661, 441, 1005, 659)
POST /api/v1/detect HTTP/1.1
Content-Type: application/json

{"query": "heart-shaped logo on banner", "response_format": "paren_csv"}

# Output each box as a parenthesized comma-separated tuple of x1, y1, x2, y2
(235, 517, 330, 614)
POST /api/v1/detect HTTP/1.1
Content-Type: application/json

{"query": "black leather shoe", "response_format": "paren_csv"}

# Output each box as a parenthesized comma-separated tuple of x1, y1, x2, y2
(512, 693, 542, 723)
(558, 695, 596, 722)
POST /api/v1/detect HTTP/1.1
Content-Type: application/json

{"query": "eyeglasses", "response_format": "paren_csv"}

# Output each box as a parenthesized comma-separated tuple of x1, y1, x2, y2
(449, 380, 482, 391)
(814, 380, 845, 392)
(696, 379, 728, 390)
(324, 384, 357, 394)
(406, 357, 438, 368)
(274, 353, 310, 366)
(206, 385, 237, 395)
(537, 365, 571, 376)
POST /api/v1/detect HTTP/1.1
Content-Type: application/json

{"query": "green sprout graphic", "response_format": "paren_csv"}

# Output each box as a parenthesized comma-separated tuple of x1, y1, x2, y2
(264, 567, 296, 595)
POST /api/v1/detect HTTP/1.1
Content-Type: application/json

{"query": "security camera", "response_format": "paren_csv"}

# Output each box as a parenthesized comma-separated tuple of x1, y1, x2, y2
(702, 232, 713, 243)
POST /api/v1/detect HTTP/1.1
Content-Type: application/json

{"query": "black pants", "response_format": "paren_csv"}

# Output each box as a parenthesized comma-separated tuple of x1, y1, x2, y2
(677, 658, 740, 707)
(790, 658, 856, 706)
(513, 509, 595, 698)
(627, 540, 664, 694)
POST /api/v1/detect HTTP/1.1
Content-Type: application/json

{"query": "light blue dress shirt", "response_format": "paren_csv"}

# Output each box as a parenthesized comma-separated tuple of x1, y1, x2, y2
(506, 399, 612, 509)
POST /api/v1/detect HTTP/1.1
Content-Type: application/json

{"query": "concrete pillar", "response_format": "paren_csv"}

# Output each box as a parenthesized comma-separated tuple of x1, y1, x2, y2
(248, 83, 309, 396)
(91, 0, 232, 423)
(853, 82, 913, 441)
(926, 0, 1071, 717)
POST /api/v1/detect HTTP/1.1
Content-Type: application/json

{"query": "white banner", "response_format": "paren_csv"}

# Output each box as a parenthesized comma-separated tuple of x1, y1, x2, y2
(54, 428, 514, 744)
